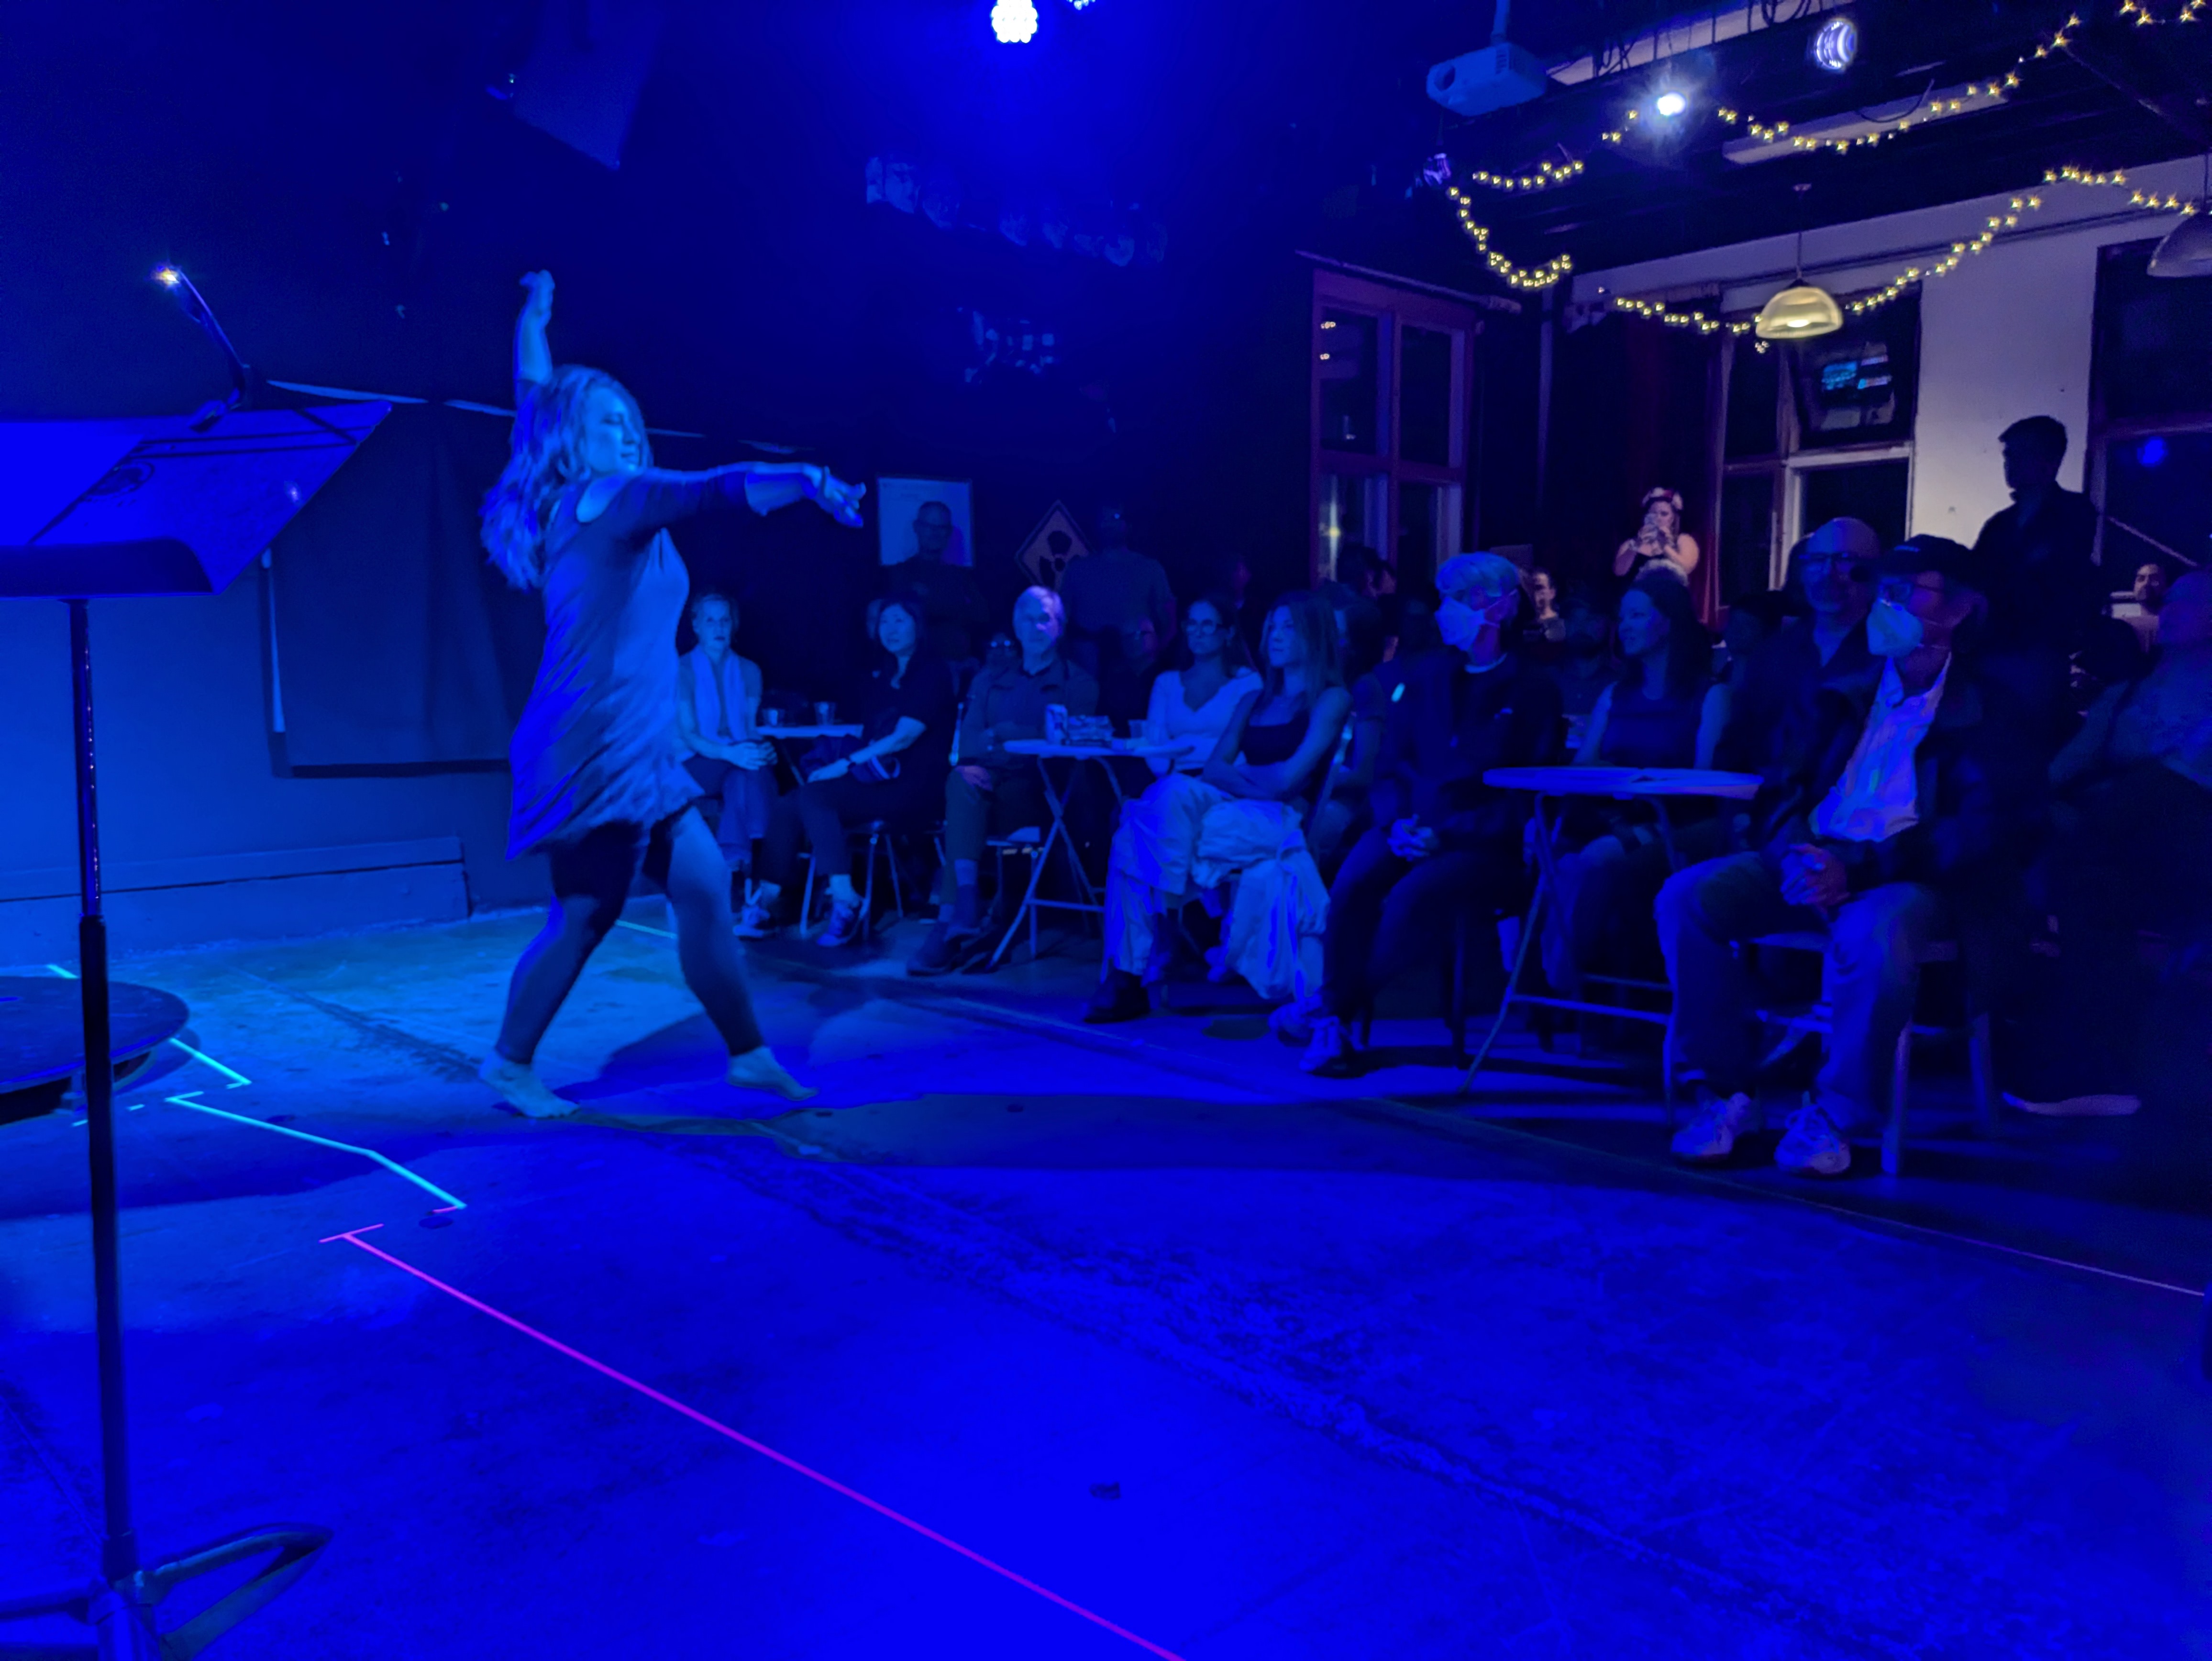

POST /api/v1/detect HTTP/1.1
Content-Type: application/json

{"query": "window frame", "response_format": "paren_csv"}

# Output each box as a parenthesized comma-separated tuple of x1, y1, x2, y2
(1310, 268, 1482, 587)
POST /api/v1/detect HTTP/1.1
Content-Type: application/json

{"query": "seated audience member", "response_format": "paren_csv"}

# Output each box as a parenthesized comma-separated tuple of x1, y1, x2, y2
(1547, 582, 1615, 744)
(2121, 557, 2172, 654)
(675, 592, 776, 880)
(1662, 538, 2040, 1175)
(909, 587, 1099, 975)
(1142, 592, 1262, 774)
(1526, 567, 1566, 644)
(894, 499, 990, 666)
(1972, 416, 2105, 742)
(1309, 590, 1389, 869)
(1061, 499, 1176, 720)
(742, 595, 955, 946)
(1718, 590, 1793, 697)
(1085, 591, 1353, 1021)
(2011, 571, 2212, 1115)
(1286, 554, 1563, 1073)
(1540, 573, 1730, 997)
(1720, 517, 1878, 773)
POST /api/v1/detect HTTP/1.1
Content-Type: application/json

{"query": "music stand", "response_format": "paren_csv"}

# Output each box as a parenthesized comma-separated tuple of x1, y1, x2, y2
(0, 401, 388, 1658)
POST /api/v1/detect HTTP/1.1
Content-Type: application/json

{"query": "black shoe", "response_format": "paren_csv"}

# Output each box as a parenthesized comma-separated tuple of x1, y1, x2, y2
(1083, 970, 1151, 1024)
(907, 921, 977, 977)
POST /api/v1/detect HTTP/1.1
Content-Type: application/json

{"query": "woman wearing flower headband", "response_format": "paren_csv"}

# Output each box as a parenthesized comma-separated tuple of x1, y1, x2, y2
(1614, 486, 1700, 584)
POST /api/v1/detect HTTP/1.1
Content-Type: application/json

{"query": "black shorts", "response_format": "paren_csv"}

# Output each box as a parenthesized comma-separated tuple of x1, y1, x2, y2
(545, 809, 693, 910)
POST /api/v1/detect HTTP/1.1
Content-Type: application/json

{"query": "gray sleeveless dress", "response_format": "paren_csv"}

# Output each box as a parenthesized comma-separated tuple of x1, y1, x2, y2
(507, 468, 765, 856)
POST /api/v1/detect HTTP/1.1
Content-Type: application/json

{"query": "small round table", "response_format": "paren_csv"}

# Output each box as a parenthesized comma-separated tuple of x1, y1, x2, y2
(0, 975, 188, 1124)
(987, 740, 1197, 966)
(1467, 766, 1761, 1098)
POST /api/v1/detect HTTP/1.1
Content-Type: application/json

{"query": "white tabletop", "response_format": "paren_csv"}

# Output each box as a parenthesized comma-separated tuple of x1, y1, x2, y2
(1003, 739, 1195, 760)
(1485, 765, 1761, 801)
(756, 724, 863, 740)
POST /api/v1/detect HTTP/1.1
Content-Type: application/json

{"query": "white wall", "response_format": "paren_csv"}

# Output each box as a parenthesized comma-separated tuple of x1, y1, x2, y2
(1573, 155, 2201, 546)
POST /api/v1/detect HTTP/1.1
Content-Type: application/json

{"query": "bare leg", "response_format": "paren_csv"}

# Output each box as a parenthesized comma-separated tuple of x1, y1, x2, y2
(664, 809, 767, 1054)
(495, 890, 622, 1065)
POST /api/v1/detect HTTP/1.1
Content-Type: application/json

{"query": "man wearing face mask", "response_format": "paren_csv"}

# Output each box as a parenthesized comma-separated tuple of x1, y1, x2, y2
(1285, 553, 1562, 1074)
(1719, 518, 1879, 774)
(1659, 537, 2042, 1175)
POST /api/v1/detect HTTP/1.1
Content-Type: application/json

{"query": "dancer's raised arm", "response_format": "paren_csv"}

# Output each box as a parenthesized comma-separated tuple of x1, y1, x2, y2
(515, 270, 555, 391)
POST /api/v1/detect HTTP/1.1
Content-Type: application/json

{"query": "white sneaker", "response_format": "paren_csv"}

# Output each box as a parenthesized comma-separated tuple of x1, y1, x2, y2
(1775, 1099, 1852, 1176)
(728, 1047, 818, 1102)
(1298, 1016, 1359, 1076)
(479, 1054, 575, 1119)
(1669, 1092, 1759, 1162)
(1269, 997, 1319, 1047)
(733, 898, 775, 939)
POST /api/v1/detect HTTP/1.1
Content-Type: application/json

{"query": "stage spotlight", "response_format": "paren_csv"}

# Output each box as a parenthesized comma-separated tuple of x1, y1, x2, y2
(154, 265, 181, 287)
(1653, 89, 1688, 119)
(1811, 15, 1859, 74)
(991, 0, 1038, 43)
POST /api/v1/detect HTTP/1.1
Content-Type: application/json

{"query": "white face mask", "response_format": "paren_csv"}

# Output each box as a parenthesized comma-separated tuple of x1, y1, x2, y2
(1865, 596, 1925, 658)
(1438, 593, 1515, 651)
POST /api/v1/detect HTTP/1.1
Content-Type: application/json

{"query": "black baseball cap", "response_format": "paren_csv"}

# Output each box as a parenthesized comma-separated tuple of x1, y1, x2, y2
(1881, 535, 1990, 598)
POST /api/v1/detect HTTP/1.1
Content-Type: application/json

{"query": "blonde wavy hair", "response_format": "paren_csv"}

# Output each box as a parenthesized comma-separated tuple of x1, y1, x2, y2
(480, 365, 653, 589)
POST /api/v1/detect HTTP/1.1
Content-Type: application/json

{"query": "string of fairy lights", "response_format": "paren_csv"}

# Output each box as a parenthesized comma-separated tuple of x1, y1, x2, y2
(2119, 0, 2204, 22)
(1457, 156, 1587, 193)
(2044, 164, 2200, 213)
(1437, 5, 2186, 308)
(1442, 185, 1574, 288)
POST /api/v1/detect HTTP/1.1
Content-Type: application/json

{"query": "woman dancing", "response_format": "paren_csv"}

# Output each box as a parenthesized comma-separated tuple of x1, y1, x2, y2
(477, 270, 866, 1117)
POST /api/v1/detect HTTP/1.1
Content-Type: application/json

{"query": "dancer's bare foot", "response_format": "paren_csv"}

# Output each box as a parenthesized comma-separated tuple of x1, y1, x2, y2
(479, 1054, 574, 1118)
(727, 1046, 817, 1102)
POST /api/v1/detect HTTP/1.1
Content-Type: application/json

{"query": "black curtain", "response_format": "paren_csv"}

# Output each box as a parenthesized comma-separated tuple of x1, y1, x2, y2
(271, 404, 540, 767)
(1541, 315, 1719, 606)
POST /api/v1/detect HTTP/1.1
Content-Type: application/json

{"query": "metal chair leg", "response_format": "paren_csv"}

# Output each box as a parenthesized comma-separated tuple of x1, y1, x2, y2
(860, 833, 879, 940)
(801, 852, 818, 938)
(1882, 1021, 1912, 1176)
(1464, 875, 1547, 1096)
(1969, 1010, 1998, 1137)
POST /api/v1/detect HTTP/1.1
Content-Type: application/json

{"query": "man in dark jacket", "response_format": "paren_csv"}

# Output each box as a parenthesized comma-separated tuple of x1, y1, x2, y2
(1972, 415, 2105, 745)
(1720, 516, 1878, 773)
(1289, 553, 1562, 1074)
(909, 587, 1099, 975)
(1660, 537, 2043, 1174)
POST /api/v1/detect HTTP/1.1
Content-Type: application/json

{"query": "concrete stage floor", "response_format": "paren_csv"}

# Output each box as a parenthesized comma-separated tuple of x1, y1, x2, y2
(3, 910, 2209, 1658)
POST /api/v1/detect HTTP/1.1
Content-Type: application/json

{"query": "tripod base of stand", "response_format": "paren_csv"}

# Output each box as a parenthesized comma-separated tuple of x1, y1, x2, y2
(0, 1525, 329, 1660)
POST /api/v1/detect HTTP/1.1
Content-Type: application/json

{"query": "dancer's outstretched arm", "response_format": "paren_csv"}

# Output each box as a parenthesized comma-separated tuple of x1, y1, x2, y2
(581, 464, 866, 537)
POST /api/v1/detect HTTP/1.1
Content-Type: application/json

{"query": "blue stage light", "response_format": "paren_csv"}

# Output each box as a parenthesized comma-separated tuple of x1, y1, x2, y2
(2140, 436, 2168, 468)
(1812, 15, 1859, 74)
(991, 0, 1038, 42)
(1653, 89, 1688, 119)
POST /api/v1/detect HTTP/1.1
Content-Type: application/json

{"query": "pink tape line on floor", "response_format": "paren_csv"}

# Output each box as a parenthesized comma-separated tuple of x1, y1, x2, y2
(322, 1228, 1187, 1659)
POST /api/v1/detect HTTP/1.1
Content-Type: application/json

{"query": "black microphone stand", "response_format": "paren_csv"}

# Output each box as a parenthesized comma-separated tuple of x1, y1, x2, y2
(0, 271, 372, 1660)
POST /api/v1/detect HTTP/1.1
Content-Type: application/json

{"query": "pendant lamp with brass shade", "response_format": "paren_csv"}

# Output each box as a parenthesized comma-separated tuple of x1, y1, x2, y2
(2148, 153, 2212, 278)
(1757, 183, 1843, 340)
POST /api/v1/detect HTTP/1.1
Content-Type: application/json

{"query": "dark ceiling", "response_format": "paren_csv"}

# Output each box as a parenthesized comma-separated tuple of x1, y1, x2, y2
(1378, 0, 2212, 279)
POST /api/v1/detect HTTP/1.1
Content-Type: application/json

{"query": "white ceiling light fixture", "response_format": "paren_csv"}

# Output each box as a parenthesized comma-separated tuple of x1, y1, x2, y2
(1654, 89, 1690, 118)
(2149, 154, 2212, 278)
(1756, 184, 1844, 339)
(1811, 14, 1859, 73)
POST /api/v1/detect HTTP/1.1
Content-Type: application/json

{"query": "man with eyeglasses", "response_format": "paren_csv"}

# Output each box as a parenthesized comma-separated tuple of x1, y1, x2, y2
(1660, 537, 2042, 1176)
(1721, 517, 1879, 773)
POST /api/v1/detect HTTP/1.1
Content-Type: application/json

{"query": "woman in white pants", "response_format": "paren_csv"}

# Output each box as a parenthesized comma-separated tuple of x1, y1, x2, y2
(1084, 590, 1351, 1022)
